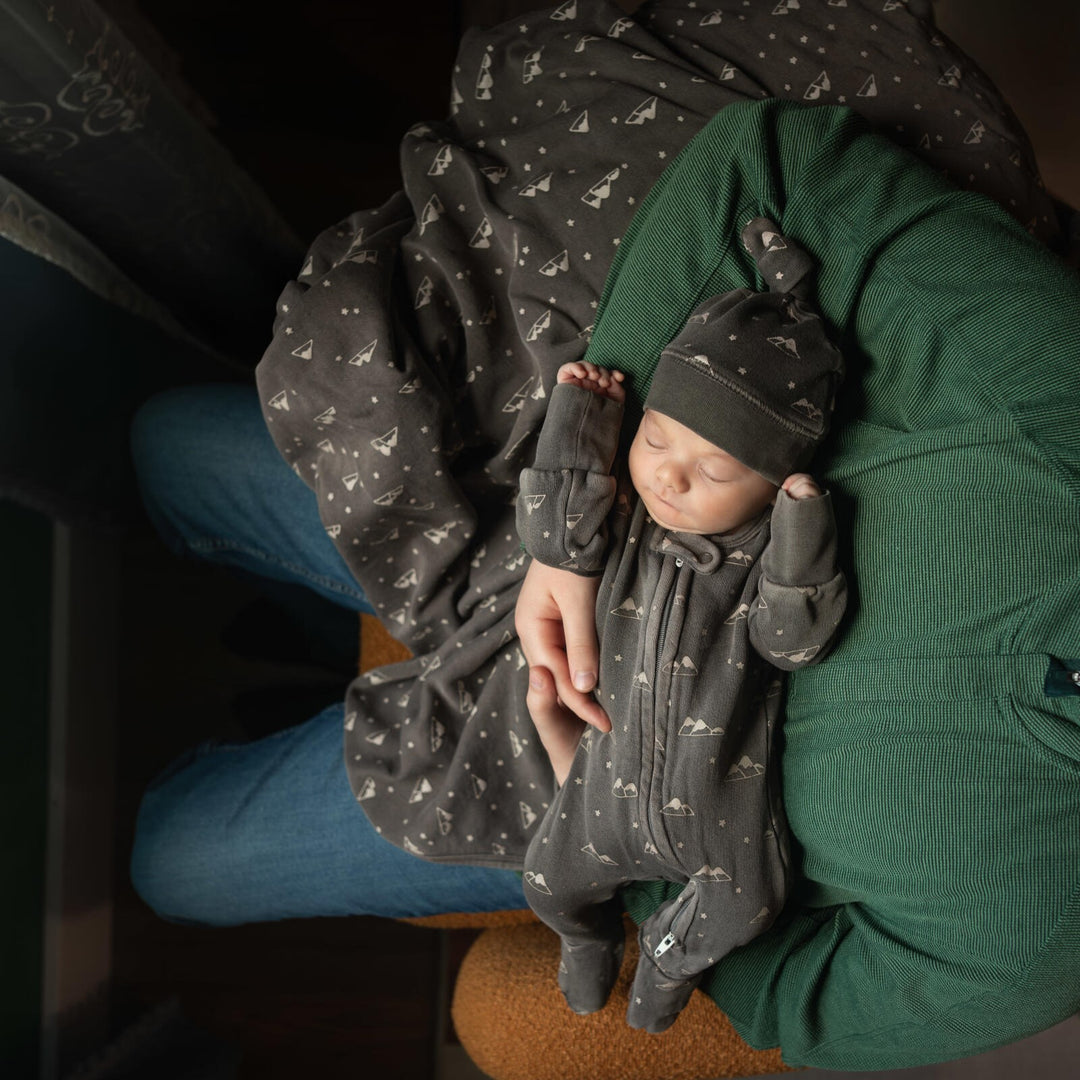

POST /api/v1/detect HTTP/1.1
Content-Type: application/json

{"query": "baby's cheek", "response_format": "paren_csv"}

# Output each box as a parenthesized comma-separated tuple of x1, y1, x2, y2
(626, 433, 649, 495)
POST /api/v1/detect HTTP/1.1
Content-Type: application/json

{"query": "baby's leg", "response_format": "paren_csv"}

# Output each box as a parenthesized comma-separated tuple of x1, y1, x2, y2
(523, 818, 627, 1014)
(627, 876, 777, 1033)
(626, 880, 704, 1033)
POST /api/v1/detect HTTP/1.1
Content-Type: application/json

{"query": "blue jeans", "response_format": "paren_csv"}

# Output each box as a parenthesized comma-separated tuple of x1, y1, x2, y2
(128, 384, 527, 924)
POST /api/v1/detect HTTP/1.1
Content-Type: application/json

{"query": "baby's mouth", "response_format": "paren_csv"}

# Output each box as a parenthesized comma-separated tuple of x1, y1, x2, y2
(647, 490, 682, 521)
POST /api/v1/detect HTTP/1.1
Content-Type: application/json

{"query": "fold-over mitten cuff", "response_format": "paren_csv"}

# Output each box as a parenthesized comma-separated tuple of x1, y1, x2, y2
(532, 384, 624, 474)
(763, 488, 840, 585)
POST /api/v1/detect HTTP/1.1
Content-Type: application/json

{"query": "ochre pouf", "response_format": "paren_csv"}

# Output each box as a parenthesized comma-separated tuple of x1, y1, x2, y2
(359, 611, 413, 670)
(451, 919, 792, 1080)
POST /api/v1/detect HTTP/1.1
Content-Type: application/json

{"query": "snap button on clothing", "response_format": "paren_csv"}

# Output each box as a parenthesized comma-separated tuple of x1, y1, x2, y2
(675, 558, 684, 567)
(1042, 657, 1080, 698)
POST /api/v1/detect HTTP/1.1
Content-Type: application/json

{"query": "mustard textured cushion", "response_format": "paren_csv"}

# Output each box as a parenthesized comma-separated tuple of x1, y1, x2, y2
(451, 921, 792, 1080)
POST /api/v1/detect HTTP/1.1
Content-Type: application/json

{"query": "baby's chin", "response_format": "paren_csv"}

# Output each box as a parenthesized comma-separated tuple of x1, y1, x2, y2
(641, 492, 711, 535)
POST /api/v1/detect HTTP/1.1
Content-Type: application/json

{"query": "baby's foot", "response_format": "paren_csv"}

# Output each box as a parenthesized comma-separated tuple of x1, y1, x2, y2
(557, 936, 624, 1015)
(625, 954, 699, 1034)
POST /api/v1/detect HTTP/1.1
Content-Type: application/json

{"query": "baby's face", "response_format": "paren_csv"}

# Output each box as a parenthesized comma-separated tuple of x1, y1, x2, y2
(627, 409, 777, 536)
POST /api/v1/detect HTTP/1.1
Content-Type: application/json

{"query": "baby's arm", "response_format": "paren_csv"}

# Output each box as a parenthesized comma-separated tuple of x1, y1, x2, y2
(518, 367, 630, 747)
(748, 482, 847, 670)
(517, 365, 625, 575)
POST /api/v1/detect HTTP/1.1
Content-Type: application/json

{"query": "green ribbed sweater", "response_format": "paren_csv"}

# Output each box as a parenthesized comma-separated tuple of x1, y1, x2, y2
(583, 99, 1080, 1070)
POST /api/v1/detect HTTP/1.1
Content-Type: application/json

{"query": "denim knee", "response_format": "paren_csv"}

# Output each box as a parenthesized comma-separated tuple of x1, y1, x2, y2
(128, 748, 226, 926)
(133, 382, 255, 495)
(129, 808, 191, 924)
(129, 386, 216, 553)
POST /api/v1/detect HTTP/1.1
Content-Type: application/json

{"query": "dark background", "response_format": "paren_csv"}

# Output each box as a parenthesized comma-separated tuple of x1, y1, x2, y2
(102, 0, 481, 241)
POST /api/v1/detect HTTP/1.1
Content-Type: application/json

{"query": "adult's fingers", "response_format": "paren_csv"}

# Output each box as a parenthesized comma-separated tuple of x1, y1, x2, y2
(525, 666, 585, 786)
(520, 614, 610, 732)
(514, 560, 609, 731)
(548, 572, 606, 731)
(560, 580, 601, 695)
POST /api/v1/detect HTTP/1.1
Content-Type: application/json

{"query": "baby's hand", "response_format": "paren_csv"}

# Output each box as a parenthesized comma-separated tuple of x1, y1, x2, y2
(781, 473, 822, 500)
(557, 361, 626, 403)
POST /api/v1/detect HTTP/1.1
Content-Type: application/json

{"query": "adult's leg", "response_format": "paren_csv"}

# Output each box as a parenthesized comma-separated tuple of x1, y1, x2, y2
(131, 381, 373, 673)
(130, 382, 373, 613)
(128, 385, 525, 920)
(130, 700, 527, 925)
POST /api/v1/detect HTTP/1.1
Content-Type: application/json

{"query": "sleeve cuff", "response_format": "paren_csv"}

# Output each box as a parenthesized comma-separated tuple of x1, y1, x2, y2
(532, 384, 624, 473)
(764, 488, 840, 585)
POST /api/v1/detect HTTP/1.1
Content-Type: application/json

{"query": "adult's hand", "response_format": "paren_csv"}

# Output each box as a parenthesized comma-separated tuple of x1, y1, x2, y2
(515, 558, 610, 734)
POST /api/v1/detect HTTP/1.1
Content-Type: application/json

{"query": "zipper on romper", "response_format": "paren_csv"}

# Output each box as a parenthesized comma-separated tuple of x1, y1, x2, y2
(654, 932, 677, 958)
(643, 554, 682, 865)
(654, 561, 679, 691)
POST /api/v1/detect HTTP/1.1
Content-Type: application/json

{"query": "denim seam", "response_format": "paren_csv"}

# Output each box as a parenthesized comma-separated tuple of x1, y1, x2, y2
(185, 536, 366, 603)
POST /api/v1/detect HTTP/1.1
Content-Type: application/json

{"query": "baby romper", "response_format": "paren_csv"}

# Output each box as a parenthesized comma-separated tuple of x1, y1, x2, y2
(517, 382, 847, 1032)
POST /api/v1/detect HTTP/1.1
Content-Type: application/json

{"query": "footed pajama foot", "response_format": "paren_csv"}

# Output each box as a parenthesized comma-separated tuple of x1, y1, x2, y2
(557, 936, 625, 1014)
(625, 953, 700, 1034)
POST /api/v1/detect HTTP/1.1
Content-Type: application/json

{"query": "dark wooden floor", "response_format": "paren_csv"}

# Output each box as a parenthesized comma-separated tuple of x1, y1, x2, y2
(112, 899, 445, 1079)
(104, 0, 461, 240)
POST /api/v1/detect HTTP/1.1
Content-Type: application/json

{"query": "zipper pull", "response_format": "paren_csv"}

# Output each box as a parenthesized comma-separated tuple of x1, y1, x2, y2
(653, 932, 677, 958)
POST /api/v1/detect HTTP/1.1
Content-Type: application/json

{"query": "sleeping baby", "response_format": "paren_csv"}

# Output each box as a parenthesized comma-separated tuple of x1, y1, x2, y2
(516, 219, 848, 1033)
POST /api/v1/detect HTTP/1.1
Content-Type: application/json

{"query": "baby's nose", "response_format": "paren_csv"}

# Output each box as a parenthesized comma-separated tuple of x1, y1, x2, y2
(658, 463, 689, 492)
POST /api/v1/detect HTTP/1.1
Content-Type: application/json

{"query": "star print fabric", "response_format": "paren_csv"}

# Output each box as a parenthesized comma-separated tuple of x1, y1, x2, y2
(636, 0, 1054, 241)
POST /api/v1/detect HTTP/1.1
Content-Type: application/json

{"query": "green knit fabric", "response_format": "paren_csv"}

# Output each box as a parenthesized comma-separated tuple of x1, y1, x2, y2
(595, 100, 1080, 1070)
